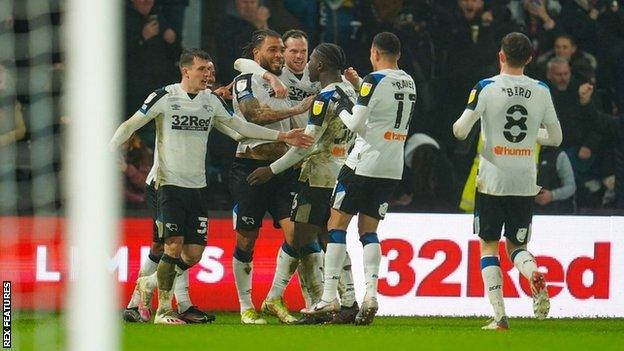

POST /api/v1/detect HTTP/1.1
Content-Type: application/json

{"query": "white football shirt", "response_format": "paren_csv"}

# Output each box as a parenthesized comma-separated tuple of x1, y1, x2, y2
(345, 69, 417, 180)
(279, 67, 320, 129)
(298, 81, 357, 187)
(468, 74, 558, 196)
(139, 83, 234, 188)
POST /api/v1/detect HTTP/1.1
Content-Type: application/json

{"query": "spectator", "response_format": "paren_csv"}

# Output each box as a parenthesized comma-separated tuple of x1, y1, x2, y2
(125, 0, 180, 148)
(537, 34, 597, 82)
(535, 146, 576, 214)
(546, 57, 605, 202)
(156, 0, 188, 42)
(119, 134, 153, 208)
(216, 0, 271, 84)
(392, 134, 459, 212)
(436, 0, 516, 171)
(517, 0, 563, 59)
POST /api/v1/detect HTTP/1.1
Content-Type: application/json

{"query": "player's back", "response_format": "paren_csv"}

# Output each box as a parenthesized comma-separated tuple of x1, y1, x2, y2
(300, 81, 357, 188)
(474, 74, 556, 196)
(346, 69, 416, 180)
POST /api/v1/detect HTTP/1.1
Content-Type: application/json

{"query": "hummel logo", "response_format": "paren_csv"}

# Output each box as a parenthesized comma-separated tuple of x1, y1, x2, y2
(166, 223, 179, 232)
(171, 104, 181, 110)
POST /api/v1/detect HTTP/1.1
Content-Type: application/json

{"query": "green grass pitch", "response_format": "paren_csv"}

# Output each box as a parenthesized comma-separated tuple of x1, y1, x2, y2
(13, 313, 624, 351)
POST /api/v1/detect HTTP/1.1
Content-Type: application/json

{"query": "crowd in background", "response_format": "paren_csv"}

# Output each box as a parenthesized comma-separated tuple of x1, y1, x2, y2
(2, 0, 624, 215)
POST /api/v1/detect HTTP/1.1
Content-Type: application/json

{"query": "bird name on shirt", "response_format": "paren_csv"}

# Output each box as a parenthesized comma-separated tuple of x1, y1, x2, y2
(392, 80, 415, 90)
(501, 86, 532, 98)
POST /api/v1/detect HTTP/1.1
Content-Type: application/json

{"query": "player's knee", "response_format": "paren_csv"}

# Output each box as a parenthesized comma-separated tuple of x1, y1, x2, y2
(164, 238, 183, 257)
(181, 254, 201, 267)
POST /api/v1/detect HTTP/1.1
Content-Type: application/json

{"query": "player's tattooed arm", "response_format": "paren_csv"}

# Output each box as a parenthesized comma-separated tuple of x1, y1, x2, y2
(247, 125, 322, 185)
(238, 95, 314, 126)
(234, 58, 287, 98)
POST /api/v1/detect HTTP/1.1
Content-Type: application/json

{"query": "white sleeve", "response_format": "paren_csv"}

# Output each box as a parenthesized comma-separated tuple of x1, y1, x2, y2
(452, 109, 481, 140)
(551, 151, 576, 201)
(213, 119, 245, 142)
(537, 120, 563, 146)
(216, 113, 279, 140)
(109, 111, 153, 149)
(339, 105, 368, 135)
(542, 89, 558, 125)
(234, 58, 268, 76)
(270, 124, 324, 174)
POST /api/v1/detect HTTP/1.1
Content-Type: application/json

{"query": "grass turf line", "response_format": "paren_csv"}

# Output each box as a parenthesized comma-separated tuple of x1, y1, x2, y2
(13, 313, 624, 351)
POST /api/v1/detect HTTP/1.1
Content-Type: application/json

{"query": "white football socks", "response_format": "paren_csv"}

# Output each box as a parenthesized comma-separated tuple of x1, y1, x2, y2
(481, 256, 506, 321)
(511, 249, 538, 280)
(233, 256, 254, 313)
(127, 256, 159, 308)
(361, 233, 381, 300)
(321, 238, 347, 302)
(174, 268, 192, 313)
(266, 244, 299, 300)
(338, 252, 356, 307)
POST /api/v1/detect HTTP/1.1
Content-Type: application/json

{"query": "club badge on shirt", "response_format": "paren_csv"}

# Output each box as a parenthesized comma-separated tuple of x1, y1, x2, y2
(313, 100, 324, 115)
(360, 82, 373, 97)
(468, 89, 477, 104)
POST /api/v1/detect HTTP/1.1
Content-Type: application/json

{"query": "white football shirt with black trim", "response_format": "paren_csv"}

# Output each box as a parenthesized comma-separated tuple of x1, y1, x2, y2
(468, 74, 558, 196)
(345, 69, 417, 180)
(139, 83, 234, 188)
(232, 73, 292, 153)
(278, 67, 320, 129)
(300, 81, 357, 188)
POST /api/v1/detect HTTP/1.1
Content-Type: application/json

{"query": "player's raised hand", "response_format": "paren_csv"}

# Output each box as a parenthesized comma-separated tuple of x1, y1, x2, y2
(343, 67, 360, 87)
(267, 74, 287, 98)
(214, 81, 233, 100)
(333, 86, 354, 115)
(279, 128, 314, 148)
(246, 166, 274, 186)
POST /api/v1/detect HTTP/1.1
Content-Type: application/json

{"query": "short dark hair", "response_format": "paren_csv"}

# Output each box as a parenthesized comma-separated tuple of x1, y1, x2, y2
(555, 33, 576, 46)
(314, 43, 346, 71)
(372, 32, 401, 56)
(242, 29, 282, 59)
(282, 29, 307, 43)
(179, 48, 212, 68)
(501, 32, 532, 68)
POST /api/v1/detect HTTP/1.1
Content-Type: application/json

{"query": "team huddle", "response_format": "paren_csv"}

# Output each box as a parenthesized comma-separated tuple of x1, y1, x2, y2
(110, 28, 560, 330)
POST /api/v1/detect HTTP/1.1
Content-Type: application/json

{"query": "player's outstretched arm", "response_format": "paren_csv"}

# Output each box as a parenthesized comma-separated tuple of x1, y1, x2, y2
(537, 120, 563, 146)
(247, 124, 323, 185)
(453, 109, 480, 140)
(109, 112, 151, 150)
(213, 119, 246, 142)
(238, 95, 314, 125)
(218, 112, 313, 147)
(234, 58, 286, 98)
